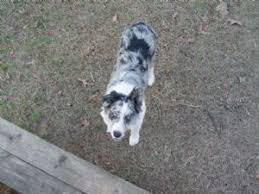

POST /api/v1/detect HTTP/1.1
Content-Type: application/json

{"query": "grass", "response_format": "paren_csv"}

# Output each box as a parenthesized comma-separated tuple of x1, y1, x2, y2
(192, 0, 208, 15)
(0, 62, 8, 72)
(0, 1, 258, 193)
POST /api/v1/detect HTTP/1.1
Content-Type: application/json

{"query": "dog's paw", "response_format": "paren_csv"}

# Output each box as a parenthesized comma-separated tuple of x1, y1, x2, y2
(148, 75, 155, 86)
(129, 136, 139, 146)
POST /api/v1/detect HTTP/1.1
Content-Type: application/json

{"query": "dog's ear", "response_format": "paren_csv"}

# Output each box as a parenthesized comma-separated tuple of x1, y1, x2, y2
(129, 88, 142, 113)
(102, 91, 121, 108)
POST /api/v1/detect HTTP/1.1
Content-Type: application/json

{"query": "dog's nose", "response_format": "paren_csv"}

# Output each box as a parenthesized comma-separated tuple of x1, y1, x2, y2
(113, 131, 122, 138)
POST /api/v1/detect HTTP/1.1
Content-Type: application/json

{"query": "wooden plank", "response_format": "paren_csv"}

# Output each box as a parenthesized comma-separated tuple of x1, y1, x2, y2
(0, 147, 83, 194)
(0, 118, 150, 194)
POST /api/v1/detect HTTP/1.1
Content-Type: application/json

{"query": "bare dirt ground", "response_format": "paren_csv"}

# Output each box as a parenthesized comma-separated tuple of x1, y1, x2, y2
(0, 183, 18, 194)
(0, 1, 258, 193)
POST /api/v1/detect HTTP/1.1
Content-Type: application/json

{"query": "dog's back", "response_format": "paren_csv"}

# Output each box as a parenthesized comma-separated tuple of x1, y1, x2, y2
(121, 22, 157, 61)
(109, 22, 157, 90)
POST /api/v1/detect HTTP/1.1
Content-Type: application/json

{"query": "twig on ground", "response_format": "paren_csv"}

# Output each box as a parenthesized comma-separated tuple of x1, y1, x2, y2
(90, 72, 95, 83)
(205, 109, 222, 138)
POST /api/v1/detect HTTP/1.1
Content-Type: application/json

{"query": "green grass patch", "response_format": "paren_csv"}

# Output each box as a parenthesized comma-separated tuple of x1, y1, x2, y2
(0, 62, 8, 72)
(31, 111, 42, 123)
(25, 36, 53, 52)
(192, 1, 208, 15)
(196, 49, 204, 64)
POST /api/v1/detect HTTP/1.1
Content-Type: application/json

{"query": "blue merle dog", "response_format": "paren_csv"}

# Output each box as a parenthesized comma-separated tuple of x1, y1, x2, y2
(100, 22, 157, 146)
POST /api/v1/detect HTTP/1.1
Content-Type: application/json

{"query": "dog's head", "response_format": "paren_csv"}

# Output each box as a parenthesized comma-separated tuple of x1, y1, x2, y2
(100, 88, 142, 140)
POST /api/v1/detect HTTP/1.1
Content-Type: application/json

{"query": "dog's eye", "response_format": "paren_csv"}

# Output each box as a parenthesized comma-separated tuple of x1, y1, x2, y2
(124, 115, 131, 123)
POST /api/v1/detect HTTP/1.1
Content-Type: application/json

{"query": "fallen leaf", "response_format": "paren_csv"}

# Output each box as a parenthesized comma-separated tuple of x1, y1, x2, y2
(112, 14, 118, 23)
(78, 78, 88, 87)
(173, 12, 178, 18)
(173, 12, 179, 25)
(57, 90, 63, 96)
(88, 93, 99, 102)
(238, 76, 246, 83)
(256, 172, 259, 179)
(25, 59, 35, 65)
(216, 0, 228, 18)
(10, 51, 16, 59)
(32, 70, 40, 79)
(5, 73, 10, 80)
(227, 18, 242, 26)
(198, 15, 210, 35)
(66, 103, 73, 107)
(198, 24, 210, 35)
(186, 37, 195, 43)
(80, 118, 90, 127)
(47, 31, 54, 36)
(177, 36, 195, 44)
(23, 24, 29, 29)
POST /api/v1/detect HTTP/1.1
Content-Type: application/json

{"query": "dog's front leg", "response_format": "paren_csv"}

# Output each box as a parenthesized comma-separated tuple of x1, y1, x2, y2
(129, 127, 141, 146)
(100, 109, 111, 133)
(129, 101, 146, 146)
(148, 64, 155, 86)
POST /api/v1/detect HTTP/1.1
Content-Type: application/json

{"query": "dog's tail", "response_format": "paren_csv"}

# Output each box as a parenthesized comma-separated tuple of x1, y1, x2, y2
(119, 21, 157, 61)
(131, 21, 158, 39)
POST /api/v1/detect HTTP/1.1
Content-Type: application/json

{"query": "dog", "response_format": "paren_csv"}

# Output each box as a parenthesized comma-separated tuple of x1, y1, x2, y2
(100, 22, 157, 146)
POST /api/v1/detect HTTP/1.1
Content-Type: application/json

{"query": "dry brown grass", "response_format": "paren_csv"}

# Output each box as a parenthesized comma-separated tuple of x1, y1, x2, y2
(0, 1, 258, 193)
(0, 183, 18, 194)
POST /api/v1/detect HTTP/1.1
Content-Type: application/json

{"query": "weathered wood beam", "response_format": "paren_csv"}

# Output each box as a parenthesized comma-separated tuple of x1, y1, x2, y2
(0, 147, 83, 194)
(0, 118, 150, 194)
